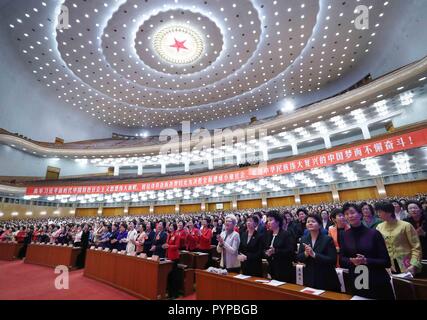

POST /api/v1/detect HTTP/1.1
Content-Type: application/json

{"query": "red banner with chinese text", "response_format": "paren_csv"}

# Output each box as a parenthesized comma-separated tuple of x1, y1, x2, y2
(25, 128, 427, 196)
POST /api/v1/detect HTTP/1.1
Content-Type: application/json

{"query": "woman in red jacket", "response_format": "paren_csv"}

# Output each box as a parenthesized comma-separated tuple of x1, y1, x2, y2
(163, 223, 181, 299)
(185, 220, 200, 252)
(199, 217, 213, 268)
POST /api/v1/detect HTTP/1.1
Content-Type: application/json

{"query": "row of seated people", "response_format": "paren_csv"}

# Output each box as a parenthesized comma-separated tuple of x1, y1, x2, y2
(1, 197, 426, 299)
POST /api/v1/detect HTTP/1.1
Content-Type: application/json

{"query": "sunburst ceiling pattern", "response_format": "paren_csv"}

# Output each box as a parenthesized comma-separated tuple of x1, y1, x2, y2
(6, 0, 392, 128)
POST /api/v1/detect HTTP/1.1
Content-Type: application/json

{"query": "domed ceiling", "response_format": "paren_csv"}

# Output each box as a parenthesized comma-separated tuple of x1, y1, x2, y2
(3, 0, 395, 128)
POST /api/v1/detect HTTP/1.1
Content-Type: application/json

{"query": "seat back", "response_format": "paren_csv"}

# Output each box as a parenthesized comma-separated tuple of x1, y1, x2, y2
(392, 277, 416, 300)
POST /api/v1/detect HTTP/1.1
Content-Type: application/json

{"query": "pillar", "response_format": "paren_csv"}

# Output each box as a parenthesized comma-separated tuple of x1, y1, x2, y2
(294, 188, 301, 205)
(184, 160, 190, 172)
(137, 164, 143, 176)
(323, 135, 332, 149)
(291, 143, 298, 156)
(113, 165, 120, 176)
(261, 193, 267, 208)
(361, 125, 371, 140)
(331, 184, 340, 202)
(375, 177, 387, 198)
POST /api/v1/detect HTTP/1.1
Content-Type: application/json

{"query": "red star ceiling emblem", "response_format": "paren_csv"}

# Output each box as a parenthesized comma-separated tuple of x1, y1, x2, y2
(170, 38, 188, 52)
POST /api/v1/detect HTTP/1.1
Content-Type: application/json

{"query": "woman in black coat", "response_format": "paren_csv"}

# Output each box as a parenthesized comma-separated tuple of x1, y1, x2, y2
(264, 211, 295, 283)
(297, 214, 340, 292)
(238, 215, 264, 277)
(340, 203, 394, 300)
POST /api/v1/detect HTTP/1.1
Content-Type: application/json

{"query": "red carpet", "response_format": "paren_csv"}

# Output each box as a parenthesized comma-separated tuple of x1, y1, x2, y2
(0, 260, 138, 300)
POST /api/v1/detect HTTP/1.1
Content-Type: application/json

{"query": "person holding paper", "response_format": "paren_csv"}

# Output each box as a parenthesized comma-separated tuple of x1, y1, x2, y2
(297, 214, 340, 292)
(238, 215, 264, 276)
(217, 214, 241, 272)
(340, 203, 394, 300)
(376, 201, 422, 275)
(264, 211, 295, 282)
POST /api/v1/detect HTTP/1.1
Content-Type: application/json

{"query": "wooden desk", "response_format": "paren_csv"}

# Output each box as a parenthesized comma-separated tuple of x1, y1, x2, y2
(179, 251, 209, 269)
(196, 270, 353, 300)
(84, 249, 173, 300)
(0, 242, 23, 261)
(25, 243, 81, 269)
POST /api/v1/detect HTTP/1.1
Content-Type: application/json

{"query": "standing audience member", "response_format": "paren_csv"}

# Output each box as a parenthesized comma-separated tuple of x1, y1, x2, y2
(405, 201, 427, 259)
(297, 214, 340, 292)
(264, 211, 295, 282)
(217, 214, 240, 272)
(238, 215, 264, 276)
(361, 202, 382, 229)
(376, 202, 422, 275)
(340, 203, 394, 300)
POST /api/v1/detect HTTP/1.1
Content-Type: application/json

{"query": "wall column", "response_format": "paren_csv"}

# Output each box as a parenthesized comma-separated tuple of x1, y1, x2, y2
(137, 164, 143, 176)
(291, 143, 298, 156)
(361, 125, 371, 140)
(331, 184, 340, 202)
(375, 177, 387, 198)
(323, 135, 332, 149)
(294, 188, 301, 205)
(232, 196, 238, 210)
(113, 165, 120, 176)
(261, 193, 268, 208)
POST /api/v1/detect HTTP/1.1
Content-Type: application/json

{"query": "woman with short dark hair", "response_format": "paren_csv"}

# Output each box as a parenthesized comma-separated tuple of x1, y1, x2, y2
(297, 214, 340, 292)
(340, 203, 394, 299)
(238, 215, 264, 276)
(264, 211, 295, 282)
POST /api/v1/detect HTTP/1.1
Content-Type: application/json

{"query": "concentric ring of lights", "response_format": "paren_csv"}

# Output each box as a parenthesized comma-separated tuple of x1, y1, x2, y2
(153, 25, 204, 65)
(6, 0, 390, 127)
(133, 8, 225, 76)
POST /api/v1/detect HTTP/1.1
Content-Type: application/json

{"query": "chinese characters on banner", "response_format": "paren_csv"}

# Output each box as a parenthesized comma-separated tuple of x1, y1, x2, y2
(26, 128, 427, 196)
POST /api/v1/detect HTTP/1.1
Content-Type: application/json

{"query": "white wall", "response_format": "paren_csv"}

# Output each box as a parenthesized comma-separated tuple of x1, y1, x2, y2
(0, 145, 106, 177)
